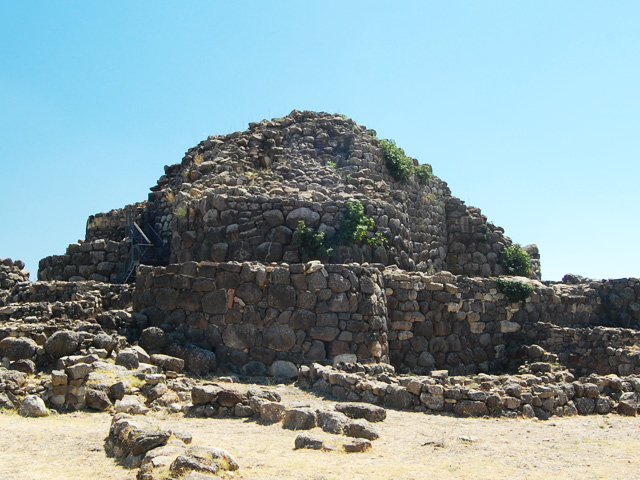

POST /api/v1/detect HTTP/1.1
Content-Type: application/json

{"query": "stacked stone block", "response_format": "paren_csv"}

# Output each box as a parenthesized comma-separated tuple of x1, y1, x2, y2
(38, 239, 129, 283)
(133, 261, 388, 374)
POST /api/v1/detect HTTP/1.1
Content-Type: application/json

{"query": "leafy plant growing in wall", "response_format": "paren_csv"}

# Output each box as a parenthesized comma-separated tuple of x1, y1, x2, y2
(380, 139, 414, 182)
(338, 201, 387, 248)
(501, 244, 532, 277)
(496, 278, 535, 303)
(293, 220, 333, 262)
(415, 164, 433, 185)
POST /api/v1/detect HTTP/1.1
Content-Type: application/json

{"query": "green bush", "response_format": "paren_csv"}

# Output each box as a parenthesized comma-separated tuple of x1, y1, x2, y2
(501, 244, 532, 277)
(338, 201, 387, 248)
(415, 164, 433, 184)
(496, 278, 535, 303)
(293, 221, 333, 262)
(380, 139, 414, 182)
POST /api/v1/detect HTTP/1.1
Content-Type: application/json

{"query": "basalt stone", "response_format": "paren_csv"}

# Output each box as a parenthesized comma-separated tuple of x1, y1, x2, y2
(263, 325, 297, 351)
(139, 327, 167, 353)
(285, 207, 320, 229)
(44, 330, 80, 358)
(165, 344, 217, 376)
(242, 360, 267, 377)
(150, 354, 185, 373)
(192, 385, 222, 405)
(236, 283, 263, 304)
(202, 289, 228, 314)
(454, 400, 489, 417)
(269, 360, 298, 379)
(268, 285, 297, 310)
(0, 337, 37, 361)
(222, 324, 258, 350)
(86, 389, 113, 411)
(283, 408, 317, 430)
(218, 389, 244, 407)
(317, 410, 349, 434)
(294, 433, 324, 450)
(335, 403, 386, 422)
(343, 420, 379, 440)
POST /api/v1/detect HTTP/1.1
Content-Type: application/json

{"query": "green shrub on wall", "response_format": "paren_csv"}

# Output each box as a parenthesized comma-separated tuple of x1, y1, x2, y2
(415, 164, 433, 185)
(496, 278, 535, 303)
(501, 244, 532, 277)
(338, 201, 387, 248)
(380, 139, 413, 182)
(293, 221, 333, 262)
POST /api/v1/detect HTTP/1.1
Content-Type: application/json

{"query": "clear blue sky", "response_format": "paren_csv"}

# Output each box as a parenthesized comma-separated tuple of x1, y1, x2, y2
(1, 1, 638, 281)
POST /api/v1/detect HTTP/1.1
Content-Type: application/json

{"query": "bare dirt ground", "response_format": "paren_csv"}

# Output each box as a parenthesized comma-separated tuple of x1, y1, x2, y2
(1, 384, 639, 480)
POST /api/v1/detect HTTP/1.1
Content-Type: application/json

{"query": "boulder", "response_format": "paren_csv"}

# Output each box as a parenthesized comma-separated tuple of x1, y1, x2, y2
(114, 395, 150, 415)
(139, 327, 167, 353)
(283, 408, 317, 430)
(165, 344, 217, 376)
(150, 354, 185, 373)
(0, 337, 37, 360)
(86, 389, 113, 411)
(335, 403, 386, 422)
(259, 402, 287, 424)
(317, 410, 350, 434)
(44, 331, 80, 358)
(269, 360, 298, 379)
(294, 433, 324, 450)
(343, 420, 379, 440)
(19, 395, 49, 417)
(343, 439, 372, 453)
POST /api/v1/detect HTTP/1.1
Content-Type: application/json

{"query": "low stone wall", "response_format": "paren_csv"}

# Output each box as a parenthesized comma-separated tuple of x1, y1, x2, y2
(523, 323, 640, 377)
(384, 270, 640, 375)
(85, 202, 146, 242)
(299, 363, 640, 419)
(38, 239, 129, 283)
(0, 259, 30, 306)
(133, 261, 388, 374)
(6, 280, 132, 310)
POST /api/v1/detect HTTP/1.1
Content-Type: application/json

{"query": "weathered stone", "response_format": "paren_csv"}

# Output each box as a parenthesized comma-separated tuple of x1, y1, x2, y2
(317, 410, 349, 434)
(165, 344, 217, 376)
(115, 350, 140, 370)
(263, 325, 297, 351)
(343, 420, 379, 440)
(283, 408, 317, 430)
(294, 433, 324, 450)
(454, 400, 489, 417)
(343, 439, 372, 453)
(218, 389, 243, 407)
(259, 402, 287, 424)
(139, 327, 167, 352)
(150, 354, 185, 372)
(44, 330, 80, 358)
(221, 324, 257, 350)
(285, 207, 320, 229)
(617, 392, 639, 416)
(269, 360, 298, 379)
(19, 395, 49, 417)
(192, 385, 221, 405)
(129, 428, 171, 456)
(335, 403, 386, 422)
(0, 337, 37, 360)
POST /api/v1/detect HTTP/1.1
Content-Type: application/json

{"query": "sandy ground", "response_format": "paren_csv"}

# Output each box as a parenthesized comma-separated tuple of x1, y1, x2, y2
(1, 385, 639, 480)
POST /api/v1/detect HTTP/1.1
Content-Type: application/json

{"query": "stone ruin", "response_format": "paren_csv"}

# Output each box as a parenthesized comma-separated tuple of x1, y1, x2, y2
(2, 110, 640, 430)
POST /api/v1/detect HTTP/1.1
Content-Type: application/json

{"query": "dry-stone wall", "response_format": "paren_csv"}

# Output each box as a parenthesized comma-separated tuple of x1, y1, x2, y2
(38, 239, 129, 283)
(133, 261, 388, 375)
(85, 202, 146, 242)
(0, 258, 29, 306)
(299, 362, 640, 419)
(384, 270, 640, 376)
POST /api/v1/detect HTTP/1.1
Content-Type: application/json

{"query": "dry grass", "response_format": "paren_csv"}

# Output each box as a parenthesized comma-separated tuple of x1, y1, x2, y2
(1, 385, 639, 480)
